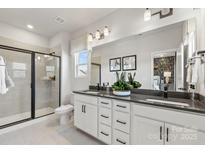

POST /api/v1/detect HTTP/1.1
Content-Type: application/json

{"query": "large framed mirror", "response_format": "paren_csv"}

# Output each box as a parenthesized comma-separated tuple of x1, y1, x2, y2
(90, 17, 197, 93)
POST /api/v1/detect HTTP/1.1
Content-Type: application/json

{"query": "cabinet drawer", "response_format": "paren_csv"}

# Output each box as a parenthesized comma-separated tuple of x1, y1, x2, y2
(74, 94, 97, 106)
(99, 107, 112, 126)
(113, 111, 130, 133)
(99, 124, 112, 144)
(113, 100, 130, 113)
(99, 98, 112, 108)
(113, 129, 130, 145)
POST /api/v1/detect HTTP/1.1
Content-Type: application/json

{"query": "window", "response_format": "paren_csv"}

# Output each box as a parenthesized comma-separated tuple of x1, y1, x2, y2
(75, 50, 89, 78)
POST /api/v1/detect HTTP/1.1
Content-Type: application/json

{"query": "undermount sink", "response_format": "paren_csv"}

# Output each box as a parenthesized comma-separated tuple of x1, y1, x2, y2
(145, 99, 190, 107)
(83, 91, 99, 94)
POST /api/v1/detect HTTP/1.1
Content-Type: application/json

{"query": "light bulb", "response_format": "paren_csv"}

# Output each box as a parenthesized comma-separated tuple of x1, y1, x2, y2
(95, 30, 101, 40)
(88, 33, 93, 42)
(144, 8, 151, 21)
(103, 26, 109, 36)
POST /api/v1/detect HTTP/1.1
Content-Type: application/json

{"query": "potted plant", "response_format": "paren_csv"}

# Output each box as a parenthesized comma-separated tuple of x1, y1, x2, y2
(112, 72, 133, 96)
(127, 72, 142, 88)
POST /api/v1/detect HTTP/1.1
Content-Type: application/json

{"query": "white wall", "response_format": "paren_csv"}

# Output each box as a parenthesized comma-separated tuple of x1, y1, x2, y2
(70, 8, 196, 91)
(49, 32, 71, 105)
(92, 23, 183, 89)
(0, 22, 49, 47)
(70, 35, 91, 91)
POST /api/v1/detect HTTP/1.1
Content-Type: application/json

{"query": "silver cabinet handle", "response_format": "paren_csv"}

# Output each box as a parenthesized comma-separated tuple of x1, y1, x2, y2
(116, 105, 126, 108)
(100, 115, 109, 118)
(116, 139, 126, 144)
(100, 131, 109, 136)
(84, 105, 86, 113)
(101, 102, 109, 105)
(116, 120, 126, 125)
(166, 128, 169, 142)
(160, 126, 162, 140)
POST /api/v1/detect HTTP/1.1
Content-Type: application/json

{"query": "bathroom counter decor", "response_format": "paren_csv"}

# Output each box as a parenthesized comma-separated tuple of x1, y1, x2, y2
(112, 72, 132, 96)
(113, 90, 131, 96)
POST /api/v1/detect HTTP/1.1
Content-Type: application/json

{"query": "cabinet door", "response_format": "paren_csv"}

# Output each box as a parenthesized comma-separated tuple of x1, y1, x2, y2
(165, 123, 205, 145)
(83, 103, 98, 137)
(74, 101, 85, 130)
(132, 116, 164, 145)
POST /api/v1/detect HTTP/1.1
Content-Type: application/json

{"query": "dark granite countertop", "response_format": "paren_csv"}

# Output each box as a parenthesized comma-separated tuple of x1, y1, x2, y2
(73, 90, 205, 114)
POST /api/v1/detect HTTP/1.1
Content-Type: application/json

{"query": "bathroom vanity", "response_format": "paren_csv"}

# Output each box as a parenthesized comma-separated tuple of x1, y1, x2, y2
(73, 91, 205, 145)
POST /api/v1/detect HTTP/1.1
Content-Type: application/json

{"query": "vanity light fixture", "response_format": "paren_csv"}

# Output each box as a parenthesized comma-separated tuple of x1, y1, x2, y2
(88, 33, 93, 42)
(103, 26, 109, 36)
(144, 8, 173, 21)
(95, 30, 101, 40)
(88, 26, 111, 42)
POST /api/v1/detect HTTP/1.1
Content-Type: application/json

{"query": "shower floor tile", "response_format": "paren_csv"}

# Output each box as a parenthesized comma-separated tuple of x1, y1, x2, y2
(0, 107, 54, 126)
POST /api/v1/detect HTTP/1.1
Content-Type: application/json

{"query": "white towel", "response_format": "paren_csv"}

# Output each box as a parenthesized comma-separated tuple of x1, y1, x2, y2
(192, 57, 200, 83)
(5, 69, 15, 88)
(0, 56, 8, 94)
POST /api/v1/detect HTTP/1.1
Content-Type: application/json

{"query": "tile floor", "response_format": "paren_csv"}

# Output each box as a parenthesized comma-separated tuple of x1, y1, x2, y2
(0, 114, 103, 145)
(0, 107, 54, 126)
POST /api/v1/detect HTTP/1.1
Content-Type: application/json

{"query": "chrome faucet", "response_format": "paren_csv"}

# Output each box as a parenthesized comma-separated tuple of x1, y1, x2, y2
(163, 85, 168, 98)
(96, 83, 100, 91)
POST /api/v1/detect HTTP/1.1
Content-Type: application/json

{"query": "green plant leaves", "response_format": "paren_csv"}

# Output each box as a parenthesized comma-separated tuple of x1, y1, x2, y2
(112, 72, 142, 91)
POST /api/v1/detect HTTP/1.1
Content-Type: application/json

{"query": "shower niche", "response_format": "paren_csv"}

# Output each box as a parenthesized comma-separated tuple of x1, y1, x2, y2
(0, 45, 61, 127)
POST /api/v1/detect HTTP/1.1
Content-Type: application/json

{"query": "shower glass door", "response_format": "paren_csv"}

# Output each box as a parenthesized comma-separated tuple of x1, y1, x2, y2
(0, 48, 32, 126)
(35, 53, 60, 118)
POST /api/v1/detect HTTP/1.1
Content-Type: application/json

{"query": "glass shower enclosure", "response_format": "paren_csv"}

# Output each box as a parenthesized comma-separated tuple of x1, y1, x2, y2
(0, 45, 61, 127)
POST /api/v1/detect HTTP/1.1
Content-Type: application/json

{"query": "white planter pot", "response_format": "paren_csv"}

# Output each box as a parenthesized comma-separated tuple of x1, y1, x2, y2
(113, 90, 131, 96)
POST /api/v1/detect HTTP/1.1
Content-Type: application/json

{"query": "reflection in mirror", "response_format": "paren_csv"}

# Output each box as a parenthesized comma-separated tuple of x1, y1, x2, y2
(91, 63, 101, 85)
(152, 50, 176, 91)
(90, 18, 196, 92)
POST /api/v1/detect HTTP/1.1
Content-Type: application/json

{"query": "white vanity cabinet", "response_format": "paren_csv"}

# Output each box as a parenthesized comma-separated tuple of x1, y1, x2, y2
(132, 116, 164, 145)
(98, 98, 112, 144)
(74, 94, 98, 138)
(74, 93, 205, 145)
(132, 103, 205, 145)
(164, 123, 205, 145)
(113, 100, 131, 145)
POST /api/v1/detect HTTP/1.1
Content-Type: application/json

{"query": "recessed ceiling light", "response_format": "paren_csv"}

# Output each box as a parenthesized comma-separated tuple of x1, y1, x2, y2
(27, 24, 34, 29)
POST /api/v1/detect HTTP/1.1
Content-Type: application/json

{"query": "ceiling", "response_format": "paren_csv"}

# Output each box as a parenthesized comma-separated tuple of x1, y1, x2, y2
(0, 8, 117, 37)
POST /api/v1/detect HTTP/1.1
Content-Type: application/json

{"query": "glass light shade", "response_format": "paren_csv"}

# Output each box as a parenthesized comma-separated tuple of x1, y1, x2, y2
(103, 26, 109, 36)
(95, 30, 101, 40)
(144, 9, 151, 21)
(88, 33, 93, 42)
